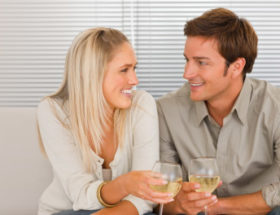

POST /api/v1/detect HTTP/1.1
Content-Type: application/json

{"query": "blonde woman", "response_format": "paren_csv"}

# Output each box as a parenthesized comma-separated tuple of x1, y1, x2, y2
(37, 28, 173, 215)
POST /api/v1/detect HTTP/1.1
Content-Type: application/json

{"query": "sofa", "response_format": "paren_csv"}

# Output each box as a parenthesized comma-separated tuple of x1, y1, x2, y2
(0, 107, 52, 215)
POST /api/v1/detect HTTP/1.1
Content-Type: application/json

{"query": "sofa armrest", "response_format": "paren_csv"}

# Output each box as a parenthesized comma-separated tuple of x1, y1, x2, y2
(0, 107, 52, 215)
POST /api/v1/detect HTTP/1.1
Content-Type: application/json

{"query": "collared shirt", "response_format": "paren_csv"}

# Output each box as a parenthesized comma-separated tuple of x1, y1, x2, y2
(157, 78, 280, 208)
(37, 90, 159, 215)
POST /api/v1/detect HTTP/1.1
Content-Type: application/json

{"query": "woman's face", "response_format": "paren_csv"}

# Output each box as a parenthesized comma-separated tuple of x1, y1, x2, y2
(103, 42, 138, 112)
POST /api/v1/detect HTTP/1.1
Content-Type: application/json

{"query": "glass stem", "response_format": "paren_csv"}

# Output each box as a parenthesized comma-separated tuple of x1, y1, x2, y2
(204, 205, 208, 215)
(159, 203, 164, 215)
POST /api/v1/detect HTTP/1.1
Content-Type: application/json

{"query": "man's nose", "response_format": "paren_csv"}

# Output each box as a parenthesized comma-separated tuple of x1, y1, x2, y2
(183, 62, 197, 80)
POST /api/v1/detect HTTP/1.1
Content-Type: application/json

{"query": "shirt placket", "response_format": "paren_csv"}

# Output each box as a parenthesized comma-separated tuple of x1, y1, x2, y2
(216, 115, 232, 197)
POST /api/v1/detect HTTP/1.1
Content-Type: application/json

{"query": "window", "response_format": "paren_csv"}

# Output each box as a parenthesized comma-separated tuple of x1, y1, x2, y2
(0, 0, 279, 106)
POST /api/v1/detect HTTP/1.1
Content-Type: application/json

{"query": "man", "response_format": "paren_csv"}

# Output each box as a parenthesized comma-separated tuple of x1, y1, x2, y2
(157, 8, 280, 215)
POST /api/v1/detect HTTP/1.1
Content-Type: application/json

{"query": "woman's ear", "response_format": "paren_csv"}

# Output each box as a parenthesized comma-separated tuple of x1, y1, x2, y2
(231, 57, 246, 78)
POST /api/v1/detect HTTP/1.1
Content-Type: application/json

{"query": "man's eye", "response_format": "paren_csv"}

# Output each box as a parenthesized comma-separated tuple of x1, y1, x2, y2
(133, 66, 137, 70)
(198, 61, 207, 66)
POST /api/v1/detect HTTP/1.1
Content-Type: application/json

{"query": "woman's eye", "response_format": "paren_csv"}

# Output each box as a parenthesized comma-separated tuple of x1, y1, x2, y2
(121, 68, 128, 72)
(133, 66, 137, 70)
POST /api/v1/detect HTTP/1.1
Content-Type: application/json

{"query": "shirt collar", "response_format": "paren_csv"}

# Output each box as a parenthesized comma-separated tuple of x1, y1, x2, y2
(232, 77, 252, 125)
(193, 78, 252, 126)
(194, 100, 209, 127)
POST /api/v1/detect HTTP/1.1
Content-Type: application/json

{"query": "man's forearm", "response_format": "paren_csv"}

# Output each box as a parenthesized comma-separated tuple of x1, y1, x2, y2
(214, 191, 271, 215)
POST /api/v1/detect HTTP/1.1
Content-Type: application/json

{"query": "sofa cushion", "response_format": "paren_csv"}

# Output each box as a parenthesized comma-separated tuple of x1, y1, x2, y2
(0, 107, 52, 215)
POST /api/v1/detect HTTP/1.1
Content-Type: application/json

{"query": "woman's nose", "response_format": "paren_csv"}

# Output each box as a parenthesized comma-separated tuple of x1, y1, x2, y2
(128, 71, 139, 86)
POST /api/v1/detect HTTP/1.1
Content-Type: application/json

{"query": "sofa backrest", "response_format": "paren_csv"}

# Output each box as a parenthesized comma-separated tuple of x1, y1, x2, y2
(0, 107, 52, 215)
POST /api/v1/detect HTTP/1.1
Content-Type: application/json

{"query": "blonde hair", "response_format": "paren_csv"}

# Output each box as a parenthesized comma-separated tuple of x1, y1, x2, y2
(39, 27, 129, 173)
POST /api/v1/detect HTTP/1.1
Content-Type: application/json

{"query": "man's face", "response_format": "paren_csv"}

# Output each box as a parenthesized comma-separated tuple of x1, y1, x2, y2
(183, 36, 234, 104)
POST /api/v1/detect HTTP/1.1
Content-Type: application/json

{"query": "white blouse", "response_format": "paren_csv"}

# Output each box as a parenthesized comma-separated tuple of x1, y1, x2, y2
(37, 90, 159, 215)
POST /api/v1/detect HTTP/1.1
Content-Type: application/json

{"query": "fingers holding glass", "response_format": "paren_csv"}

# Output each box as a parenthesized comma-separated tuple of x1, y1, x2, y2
(150, 161, 183, 215)
(189, 157, 220, 215)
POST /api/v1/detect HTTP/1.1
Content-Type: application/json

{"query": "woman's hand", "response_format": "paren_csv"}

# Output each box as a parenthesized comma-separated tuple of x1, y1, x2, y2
(120, 170, 174, 204)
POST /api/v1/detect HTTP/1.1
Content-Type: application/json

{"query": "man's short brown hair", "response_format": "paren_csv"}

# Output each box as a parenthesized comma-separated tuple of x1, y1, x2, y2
(184, 8, 258, 76)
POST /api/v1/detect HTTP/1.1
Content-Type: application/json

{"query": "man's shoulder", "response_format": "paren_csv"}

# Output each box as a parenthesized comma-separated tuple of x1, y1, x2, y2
(249, 78, 280, 99)
(156, 83, 195, 119)
(249, 77, 280, 113)
(157, 83, 190, 105)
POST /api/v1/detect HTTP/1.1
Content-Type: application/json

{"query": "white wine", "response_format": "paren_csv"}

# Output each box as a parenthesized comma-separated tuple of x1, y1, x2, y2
(189, 175, 220, 193)
(150, 178, 182, 197)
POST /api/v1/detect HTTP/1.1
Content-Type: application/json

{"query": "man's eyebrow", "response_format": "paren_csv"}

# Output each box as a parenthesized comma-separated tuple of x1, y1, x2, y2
(193, 56, 210, 60)
(183, 54, 210, 60)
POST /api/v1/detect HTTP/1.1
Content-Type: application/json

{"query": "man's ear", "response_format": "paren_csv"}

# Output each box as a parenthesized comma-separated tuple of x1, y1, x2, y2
(230, 57, 246, 78)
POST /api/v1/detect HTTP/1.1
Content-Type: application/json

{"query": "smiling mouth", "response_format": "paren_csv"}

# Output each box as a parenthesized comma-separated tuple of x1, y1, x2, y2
(190, 82, 204, 87)
(121, 89, 132, 96)
(121, 89, 132, 93)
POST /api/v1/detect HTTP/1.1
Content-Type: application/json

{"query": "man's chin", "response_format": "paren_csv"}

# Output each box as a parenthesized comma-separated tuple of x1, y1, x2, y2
(190, 95, 204, 101)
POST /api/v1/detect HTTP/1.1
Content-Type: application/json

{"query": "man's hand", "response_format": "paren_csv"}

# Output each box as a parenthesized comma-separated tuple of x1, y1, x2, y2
(171, 182, 218, 215)
(206, 200, 220, 215)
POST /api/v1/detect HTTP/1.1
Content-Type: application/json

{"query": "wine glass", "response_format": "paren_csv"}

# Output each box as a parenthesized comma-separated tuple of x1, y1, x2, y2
(189, 157, 220, 215)
(150, 161, 183, 215)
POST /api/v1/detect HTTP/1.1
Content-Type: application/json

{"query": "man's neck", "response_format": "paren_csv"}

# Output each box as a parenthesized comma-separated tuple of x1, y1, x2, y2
(206, 80, 244, 127)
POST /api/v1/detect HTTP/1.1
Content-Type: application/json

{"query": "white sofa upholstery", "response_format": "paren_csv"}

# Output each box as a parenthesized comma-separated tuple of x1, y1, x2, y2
(0, 107, 52, 215)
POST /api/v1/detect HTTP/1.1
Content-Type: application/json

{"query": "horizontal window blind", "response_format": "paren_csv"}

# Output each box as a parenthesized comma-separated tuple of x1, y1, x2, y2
(0, 0, 131, 107)
(0, 0, 279, 106)
(134, 0, 280, 98)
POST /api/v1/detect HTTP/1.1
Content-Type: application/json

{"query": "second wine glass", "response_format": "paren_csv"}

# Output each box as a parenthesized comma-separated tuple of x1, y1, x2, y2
(150, 161, 183, 215)
(189, 157, 220, 215)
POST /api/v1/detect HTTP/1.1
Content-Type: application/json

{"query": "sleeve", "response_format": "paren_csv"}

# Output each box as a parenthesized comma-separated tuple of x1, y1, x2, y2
(37, 99, 104, 210)
(157, 99, 180, 164)
(123, 91, 159, 215)
(261, 115, 280, 208)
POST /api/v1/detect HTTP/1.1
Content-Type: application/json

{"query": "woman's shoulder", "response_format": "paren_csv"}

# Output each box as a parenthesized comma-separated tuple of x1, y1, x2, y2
(132, 90, 155, 106)
(37, 97, 67, 121)
(130, 90, 157, 118)
(37, 98, 52, 115)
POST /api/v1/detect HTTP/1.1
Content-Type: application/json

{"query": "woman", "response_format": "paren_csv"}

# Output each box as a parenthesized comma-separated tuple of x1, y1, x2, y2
(37, 28, 173, 215)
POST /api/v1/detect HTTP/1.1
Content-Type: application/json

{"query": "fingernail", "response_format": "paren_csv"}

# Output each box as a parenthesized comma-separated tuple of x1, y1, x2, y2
(194, 183, 200, 188)
(168, 198, 174, 202)
(212, 195, 217, 200)
(205, 192, 211, 197)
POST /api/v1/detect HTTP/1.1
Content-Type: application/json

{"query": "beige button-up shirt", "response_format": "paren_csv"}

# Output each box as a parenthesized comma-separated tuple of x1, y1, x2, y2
(157, 78, 280, 208)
